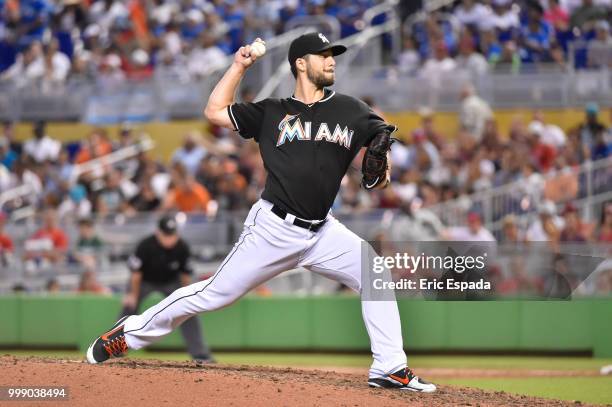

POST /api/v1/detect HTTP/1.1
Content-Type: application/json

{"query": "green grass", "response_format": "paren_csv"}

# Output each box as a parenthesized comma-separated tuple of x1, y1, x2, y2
(438, 377, 612, 405)
(4, 350, 612, 404)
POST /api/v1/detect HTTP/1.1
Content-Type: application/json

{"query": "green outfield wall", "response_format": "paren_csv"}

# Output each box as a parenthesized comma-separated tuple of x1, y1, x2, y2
(1, 296, 611, 357)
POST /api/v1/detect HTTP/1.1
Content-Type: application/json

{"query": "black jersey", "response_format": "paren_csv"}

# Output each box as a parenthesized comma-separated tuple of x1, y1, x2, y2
(228, 89, 390, 220)
(128, 236, 193, 284)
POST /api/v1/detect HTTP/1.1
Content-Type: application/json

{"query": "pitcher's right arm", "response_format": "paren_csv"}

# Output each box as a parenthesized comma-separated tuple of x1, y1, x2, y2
(204, 42, 259, 129)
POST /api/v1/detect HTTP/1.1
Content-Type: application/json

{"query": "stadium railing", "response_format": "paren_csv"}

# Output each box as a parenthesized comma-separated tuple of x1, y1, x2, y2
(2, 66, 610, 123)
(425, 156, 612, 236)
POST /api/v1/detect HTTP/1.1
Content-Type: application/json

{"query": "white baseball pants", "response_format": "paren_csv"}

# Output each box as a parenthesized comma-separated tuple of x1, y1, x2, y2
(123, 199, 407, 377)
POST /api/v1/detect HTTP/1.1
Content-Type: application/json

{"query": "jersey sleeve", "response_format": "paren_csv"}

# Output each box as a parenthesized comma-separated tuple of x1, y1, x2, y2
(227, 100, 267, 140)
(364, 106, 396, 146)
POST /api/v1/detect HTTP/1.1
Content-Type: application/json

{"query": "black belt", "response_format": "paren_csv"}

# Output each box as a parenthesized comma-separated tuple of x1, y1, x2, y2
(271, 205, 326, 232)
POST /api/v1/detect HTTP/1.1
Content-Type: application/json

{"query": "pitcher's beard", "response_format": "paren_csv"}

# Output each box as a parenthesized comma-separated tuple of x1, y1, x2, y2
(307, 66, 335, 88)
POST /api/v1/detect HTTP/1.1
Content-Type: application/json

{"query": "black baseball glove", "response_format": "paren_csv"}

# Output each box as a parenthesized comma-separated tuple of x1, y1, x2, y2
(361, 125, 396, 190)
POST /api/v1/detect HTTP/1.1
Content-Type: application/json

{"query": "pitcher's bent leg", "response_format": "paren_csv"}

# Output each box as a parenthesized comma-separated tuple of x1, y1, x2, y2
(301, 218, 407, 377)
(122, 203, 302, 351)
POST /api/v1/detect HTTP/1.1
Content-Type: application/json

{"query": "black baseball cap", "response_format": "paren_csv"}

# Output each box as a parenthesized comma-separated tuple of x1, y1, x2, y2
(288, 32, 347, 67)
(158, 215, 178, 235)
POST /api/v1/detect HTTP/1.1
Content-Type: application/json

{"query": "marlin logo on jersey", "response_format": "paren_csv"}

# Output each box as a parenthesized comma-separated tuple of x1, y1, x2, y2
(277, 115, 354, 149)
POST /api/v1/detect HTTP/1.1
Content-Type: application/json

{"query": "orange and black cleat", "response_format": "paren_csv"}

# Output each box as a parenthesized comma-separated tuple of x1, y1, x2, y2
(368, 368, 436, 393)
(86, 316, 130, 364)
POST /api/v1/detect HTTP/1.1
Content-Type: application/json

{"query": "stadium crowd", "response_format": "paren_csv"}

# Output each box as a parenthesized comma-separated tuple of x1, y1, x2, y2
(0, 0, 611, 89)
(1, 0, 611, 295)
(1, 91, 611, 235)
(398, 0, 612, 76)
(0, 96, 611, 295)
(0, 0, 387, 86)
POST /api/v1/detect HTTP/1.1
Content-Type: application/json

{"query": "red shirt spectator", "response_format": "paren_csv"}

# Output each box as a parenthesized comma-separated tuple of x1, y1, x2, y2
(598, 201, 612, 242)
(32, 227, 69, 251)
(29, 209, 69, 254)
(544, 0, 569, 30)
(532, 142, 556, 172)
(0, 212, 13, 253)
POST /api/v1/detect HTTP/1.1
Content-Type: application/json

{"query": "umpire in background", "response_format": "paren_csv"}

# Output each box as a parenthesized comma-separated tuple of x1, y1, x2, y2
(120, 215, 214, 363)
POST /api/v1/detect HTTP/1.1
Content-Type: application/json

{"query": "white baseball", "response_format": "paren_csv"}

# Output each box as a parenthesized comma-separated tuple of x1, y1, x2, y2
(250, 40, 266, 58)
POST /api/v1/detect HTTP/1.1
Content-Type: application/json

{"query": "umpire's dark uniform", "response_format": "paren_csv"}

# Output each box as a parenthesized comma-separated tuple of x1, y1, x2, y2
(120, 215, 213, 361)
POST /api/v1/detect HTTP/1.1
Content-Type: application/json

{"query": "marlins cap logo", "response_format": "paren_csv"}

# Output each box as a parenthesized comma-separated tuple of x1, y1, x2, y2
(318, 33, 329, 44)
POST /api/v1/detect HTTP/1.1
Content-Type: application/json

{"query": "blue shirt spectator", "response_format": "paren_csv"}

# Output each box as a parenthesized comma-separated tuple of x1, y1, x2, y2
(18, 0, 52, 48)
(172, 132, 207, 176)
(520, 19, 553, 63)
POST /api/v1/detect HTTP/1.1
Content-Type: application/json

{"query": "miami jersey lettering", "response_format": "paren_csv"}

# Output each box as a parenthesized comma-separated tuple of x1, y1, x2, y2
(277, 114, 354, 149)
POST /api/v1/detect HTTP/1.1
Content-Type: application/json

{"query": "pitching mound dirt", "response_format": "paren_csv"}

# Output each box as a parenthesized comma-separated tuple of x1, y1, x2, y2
(0, 356, 591, 406)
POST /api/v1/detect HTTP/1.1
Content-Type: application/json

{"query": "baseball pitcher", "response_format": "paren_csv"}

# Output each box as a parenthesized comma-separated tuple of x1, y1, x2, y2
(86, 32, 436, 393)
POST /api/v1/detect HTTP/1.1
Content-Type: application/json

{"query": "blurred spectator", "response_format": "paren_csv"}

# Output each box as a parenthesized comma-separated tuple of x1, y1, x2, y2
(127, 181, 161, 213)
(34, 39, 71, 88)
(420, 40, 456, 83)
(187, 32, 227, 78)
(544, 0, 570, 32)
(0, 42, 43, 86)
(23, 121, 61, 164)
(0, 136, 18, 171)
(406, 129, 441, 174)
(243, 0, 279, 43)
(58, 184, 93, 220)
(171, 131, 207, 176)
(98, 53, 126, 88)
(389, 201, 444, 241)
(496, 40, 522, 72)
(163, 162, 211, 213)
(578, 103, 606, 160)
(23, 208, 69, 270)
(74, 217, 104, 272)
(397, 36, 420, 74)
(214, 157, 248, 211)
(519, 2, 553, 63)
(0, 211, 14, 267)
(528, 111, 567, 149)
(78, 270, 112, 295)
(455, 30, 489, 76)
(592, 126, 612, 160)
(526, 200, 564, 242)
(459, 83, 493, 141)
(75, 128, 113, 164)
(418, 107, 445, 151)
(527, 121, 557, 172)
(443, 210, 496, 242)
(569, 0, 607, 30)
(124, 49, 153, 80)
(480, 27, 503, 65)
(489, 0, 520, 39)
(544, 156, 579, 202)
(1, 121, 21, 156)
(587, 20, 612, 69)
(95, 168, 137, 215)
(3, 157, 44, 208)
(597, 201, 612, 242)
(454, 0, 491, 28)
(501, 214, 524, 243)
(560, 202, 588, 242)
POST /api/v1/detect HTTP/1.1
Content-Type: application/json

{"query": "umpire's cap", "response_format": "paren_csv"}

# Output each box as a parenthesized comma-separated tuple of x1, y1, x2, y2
(288, 32, 347, 67)
(158, 215, 178, 235)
